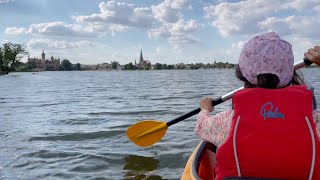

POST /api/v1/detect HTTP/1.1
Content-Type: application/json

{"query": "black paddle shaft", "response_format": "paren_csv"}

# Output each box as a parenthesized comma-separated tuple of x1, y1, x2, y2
(165, 58, 313, 127)
(166, 97, 223, 127)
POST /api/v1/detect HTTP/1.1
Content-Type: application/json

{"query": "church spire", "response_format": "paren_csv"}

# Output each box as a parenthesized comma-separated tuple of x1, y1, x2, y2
(139, 49, 143, 64)
(41, 50, 45, 61)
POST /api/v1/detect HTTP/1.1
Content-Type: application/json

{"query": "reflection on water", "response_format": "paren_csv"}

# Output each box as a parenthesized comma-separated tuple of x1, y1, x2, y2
(124, 155, 165, 180)
(0, 69, 319, 179)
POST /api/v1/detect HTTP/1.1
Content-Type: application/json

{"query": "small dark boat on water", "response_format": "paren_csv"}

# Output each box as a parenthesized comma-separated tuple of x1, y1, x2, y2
(0, 71, 9, 75)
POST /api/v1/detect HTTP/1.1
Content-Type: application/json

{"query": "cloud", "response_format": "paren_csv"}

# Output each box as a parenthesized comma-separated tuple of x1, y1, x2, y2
(155, 47, 161, 55)
(289, 36, 317, 61)
(147, 0, 204, 49)
(204, 0, 285, 37)
(6, 22, 100, 37)
(74, 1, 154, 29)
(147, 0, 201, 49)
(5, 27, 26, 35)
(204, 0, 320, 38)
(148, 19, 201, 49)
(231, 41, 245, 50)
(148, 19, 200, 37)
(226, 40, 245, 61)
(286, 0, 320, 11)
(259, 16, 320, 38)
(26, 22, 97, 37)
(0, 0, 11, 4)
(168, 34, 201, 49)
(151, 0, 189, 23)
(27, 39, 95, 50)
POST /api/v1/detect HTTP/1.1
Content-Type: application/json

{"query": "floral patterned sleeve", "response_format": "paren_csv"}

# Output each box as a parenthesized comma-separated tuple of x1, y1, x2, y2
(194, 109, 234, 146)
(313, 109, 320, 140)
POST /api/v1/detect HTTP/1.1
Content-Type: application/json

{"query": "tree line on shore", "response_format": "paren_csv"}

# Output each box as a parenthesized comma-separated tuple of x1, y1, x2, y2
(120, 61, 236, 70)
(0, 42, 83, 74)
(1, 42, 318, 75)
(15, 59, 82, 72)
(89, 61, 237, 71)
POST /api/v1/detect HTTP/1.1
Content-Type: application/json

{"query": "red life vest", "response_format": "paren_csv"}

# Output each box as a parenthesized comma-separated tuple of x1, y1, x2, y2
(215, 85, 320, 180)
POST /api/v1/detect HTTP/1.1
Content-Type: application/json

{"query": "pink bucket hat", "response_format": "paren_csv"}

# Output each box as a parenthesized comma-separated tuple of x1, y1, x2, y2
(238, 32, 294, 88)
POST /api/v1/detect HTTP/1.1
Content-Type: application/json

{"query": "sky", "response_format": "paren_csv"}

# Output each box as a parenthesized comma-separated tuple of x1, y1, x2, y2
(0, 0, 319, 65)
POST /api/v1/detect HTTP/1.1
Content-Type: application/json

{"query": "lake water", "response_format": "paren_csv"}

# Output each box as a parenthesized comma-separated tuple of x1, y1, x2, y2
(0, 69, 319, 180)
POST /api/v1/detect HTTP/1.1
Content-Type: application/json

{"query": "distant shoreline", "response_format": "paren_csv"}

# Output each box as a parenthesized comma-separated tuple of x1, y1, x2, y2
(7, 63, 319, 73)
(13, 68, 237, 73)
(10, 66, 319, 73)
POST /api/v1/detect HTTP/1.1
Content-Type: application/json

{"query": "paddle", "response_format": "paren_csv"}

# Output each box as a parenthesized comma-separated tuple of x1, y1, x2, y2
(126, 59, 313, 147)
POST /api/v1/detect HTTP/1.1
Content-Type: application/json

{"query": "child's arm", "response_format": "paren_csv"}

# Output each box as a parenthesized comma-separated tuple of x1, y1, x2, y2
(194, 109, 233, 146)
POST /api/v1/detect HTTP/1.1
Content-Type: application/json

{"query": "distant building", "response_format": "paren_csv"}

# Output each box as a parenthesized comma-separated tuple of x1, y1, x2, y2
(135, 49, 151, 68)
(28, 50, 60, 71)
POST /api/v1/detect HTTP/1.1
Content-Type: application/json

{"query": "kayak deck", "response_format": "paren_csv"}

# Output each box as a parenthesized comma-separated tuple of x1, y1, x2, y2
(181, 141, 217, 180)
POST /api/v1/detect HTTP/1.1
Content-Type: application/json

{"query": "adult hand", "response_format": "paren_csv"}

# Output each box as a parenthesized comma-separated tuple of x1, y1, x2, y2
(304, 45, 320, 66)
(200, 97, 214, 112)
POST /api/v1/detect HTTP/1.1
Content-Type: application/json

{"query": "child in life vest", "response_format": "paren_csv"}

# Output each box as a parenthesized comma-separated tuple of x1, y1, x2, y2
(195, 32, 320, 179)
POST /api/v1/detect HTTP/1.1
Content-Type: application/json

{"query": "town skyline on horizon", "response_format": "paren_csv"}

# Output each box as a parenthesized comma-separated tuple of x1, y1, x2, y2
(1, 0, 319, 65)
(26, 49, 156, 65)
(28, 48, 226, 66)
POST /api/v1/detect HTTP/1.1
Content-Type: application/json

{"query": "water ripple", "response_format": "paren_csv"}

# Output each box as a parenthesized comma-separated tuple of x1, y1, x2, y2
(21, 150, 82, 159)
(28, 130, 123, 141)
(88, 110, 169, 116)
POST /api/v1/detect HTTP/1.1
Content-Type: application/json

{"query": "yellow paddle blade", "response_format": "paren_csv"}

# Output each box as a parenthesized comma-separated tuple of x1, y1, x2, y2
(126, 120, 168, 147)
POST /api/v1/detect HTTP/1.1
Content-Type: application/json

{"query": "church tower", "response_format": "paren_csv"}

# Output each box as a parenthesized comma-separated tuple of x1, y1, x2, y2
(41, 50, 45, 61)
(139, 49, 143, 64)
(41, 50, 46, 70)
